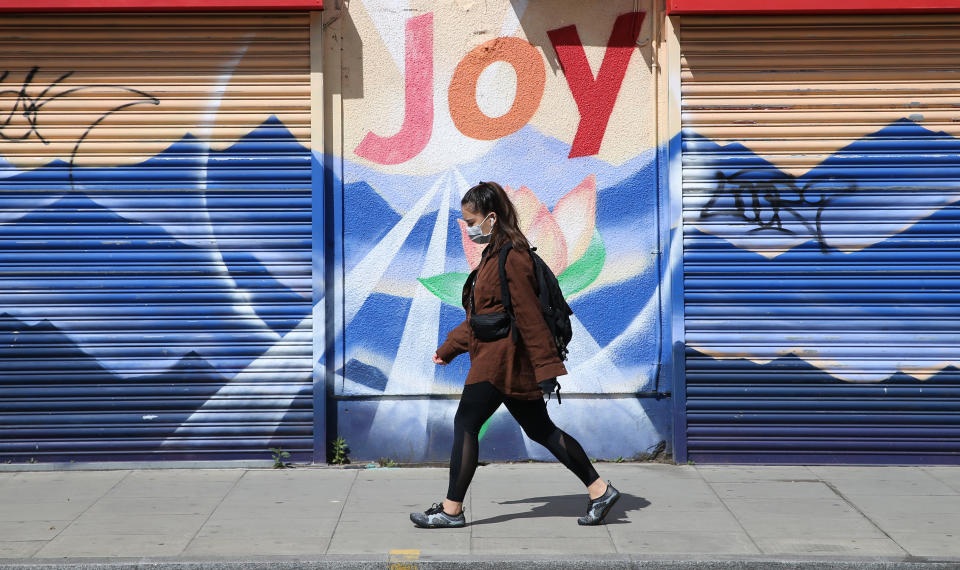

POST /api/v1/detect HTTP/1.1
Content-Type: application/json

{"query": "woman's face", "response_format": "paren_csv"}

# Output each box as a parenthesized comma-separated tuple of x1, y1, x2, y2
(461, 203, 495, 235)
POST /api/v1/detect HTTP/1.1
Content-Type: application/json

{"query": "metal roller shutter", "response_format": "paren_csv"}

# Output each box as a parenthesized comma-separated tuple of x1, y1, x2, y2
(679, 14, 960, 463)
(0, 13, 313, 462)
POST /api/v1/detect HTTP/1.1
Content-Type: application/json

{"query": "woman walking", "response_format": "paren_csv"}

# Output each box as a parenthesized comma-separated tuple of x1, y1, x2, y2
(409, 181, 620, 529)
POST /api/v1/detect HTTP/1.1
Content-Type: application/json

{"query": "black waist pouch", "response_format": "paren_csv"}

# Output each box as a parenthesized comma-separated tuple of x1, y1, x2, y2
(469, 312, 512, 342)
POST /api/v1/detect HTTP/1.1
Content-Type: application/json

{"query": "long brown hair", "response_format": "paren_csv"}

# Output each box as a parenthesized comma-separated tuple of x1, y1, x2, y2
(461, 181, 530, 253)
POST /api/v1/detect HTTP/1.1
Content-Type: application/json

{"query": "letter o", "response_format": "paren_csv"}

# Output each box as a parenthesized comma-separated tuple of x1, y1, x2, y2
(448, 37, 546, 140)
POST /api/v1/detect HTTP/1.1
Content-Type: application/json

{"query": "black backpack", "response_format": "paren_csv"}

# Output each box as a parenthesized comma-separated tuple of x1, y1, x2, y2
(496, 242, 574, 362)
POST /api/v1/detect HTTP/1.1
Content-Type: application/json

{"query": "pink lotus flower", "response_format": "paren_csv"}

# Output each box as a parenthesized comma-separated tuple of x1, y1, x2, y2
(418, 174, 603, 306)
(458, 175, 598, 275)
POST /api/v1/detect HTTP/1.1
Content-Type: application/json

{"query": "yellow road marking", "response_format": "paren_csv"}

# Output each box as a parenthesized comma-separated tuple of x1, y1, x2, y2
(388, 548, 420, 569)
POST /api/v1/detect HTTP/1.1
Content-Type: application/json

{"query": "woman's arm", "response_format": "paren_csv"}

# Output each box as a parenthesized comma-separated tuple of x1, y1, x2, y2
(504, 249, 568, 380)
(436, 320, 471, 363)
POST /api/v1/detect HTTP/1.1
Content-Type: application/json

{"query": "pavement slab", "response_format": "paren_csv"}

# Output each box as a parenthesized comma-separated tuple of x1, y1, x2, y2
(106, 469, 243, 499)
(709, 481, 837, 501)
(0, 521, 69, 542)
(470, 536, 616, 554)
(618, 506, 740, 532)
(923, 466, 960, 493)
(609, 530, 760, 555)
(719, 498, 888, 540)
(882, 531, 960, 558)
(841, 496, 960, 534)
(182, 536, 332, 557)
(0, 463, 958, 567)
(696, 466, 818, 483)
(810, 466, 959, 497)
(751, 537, 907, 557)
(326, 521, 471, 555)
(0, 541, 46, 559)
(54, 513, 209, 537)
(0, 471, 129, 522)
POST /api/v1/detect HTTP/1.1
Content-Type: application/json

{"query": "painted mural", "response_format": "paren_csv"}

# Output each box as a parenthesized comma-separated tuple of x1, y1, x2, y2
(0, 13, 314, 462)
(331, 1, 671, 462)
(676, 11, 960, 460)
(681, 119, 960, 460)
(5, 6, 954, 465)
(686, 121, 959, 377)
(676, 16, 960, 400)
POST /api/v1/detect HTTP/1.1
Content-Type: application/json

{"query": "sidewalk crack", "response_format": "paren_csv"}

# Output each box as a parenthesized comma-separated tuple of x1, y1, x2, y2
(323, 468, 358, 555)
(182, 469, 247, 555)
(605, 495, 617, 554)
(921, 466, 960, 494)
(696, 468, 763, 555)
(821, 479, 909, 556)
(32, 469, 134, 558)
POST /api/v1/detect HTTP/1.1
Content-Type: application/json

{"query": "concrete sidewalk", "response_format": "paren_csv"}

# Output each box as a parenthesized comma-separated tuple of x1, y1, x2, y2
(1, 463, 960, 568)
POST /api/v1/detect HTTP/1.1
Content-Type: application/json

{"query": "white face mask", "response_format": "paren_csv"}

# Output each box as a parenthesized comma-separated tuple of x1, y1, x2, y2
(465, 213, 495, 244)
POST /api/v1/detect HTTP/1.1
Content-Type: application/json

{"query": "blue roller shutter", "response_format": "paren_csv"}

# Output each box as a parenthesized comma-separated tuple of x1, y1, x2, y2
(0, 12, 313, 462)
(679, 14, 960, 463)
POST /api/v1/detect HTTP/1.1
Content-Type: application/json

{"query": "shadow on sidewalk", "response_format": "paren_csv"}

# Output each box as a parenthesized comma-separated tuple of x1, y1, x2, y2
(468, 493, 650, 526)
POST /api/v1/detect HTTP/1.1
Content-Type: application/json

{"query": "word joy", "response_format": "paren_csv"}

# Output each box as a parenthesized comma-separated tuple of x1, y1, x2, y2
(355, 12, 645, 165)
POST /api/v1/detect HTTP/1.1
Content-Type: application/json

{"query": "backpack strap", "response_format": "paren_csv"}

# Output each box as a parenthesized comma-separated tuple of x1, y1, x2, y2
(497, 242, 519, 343)
(530, 249, 550, 311)
(466, 270, 478, 315)
(467, 246, 494, 315)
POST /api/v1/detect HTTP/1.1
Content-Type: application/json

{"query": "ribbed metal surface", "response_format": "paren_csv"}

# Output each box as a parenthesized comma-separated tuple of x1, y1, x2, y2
(679, 14, 960, 463)
(0, 13, 313, 462)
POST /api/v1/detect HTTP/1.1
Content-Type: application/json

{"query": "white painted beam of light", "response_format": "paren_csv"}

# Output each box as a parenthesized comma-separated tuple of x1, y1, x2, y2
(383, 171, 451, 394)
(344, 173, 443, 325)
(500, 0, 529, 37)
(365, 172, 453, 456)
(358, 0, 409, 71)
(569, 286, 661, 393)
(162, 315, 313, 444)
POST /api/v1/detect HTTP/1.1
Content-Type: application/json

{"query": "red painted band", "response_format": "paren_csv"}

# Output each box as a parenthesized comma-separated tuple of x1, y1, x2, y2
(0, 0, 321, 12)
(669, 0, 960, 13)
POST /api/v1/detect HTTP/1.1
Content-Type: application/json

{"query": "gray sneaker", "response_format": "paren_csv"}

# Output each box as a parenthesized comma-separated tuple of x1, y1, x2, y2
(577, 482, 621, 525)
(410, 502, 466, 528)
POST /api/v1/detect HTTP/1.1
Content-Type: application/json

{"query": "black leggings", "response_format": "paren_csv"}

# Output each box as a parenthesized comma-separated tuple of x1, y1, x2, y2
(446, 381, 600, 502)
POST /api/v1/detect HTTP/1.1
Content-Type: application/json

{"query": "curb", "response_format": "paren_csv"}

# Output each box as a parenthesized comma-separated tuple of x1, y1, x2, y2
(3, 555, 960, 569)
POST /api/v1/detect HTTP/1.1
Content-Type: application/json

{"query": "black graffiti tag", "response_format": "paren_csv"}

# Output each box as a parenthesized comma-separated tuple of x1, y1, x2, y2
(0, 66, 159, 188)
(699, 169, 852, 253)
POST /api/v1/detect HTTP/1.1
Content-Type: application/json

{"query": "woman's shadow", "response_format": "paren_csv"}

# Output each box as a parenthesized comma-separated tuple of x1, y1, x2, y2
(468, 492, 649, 525)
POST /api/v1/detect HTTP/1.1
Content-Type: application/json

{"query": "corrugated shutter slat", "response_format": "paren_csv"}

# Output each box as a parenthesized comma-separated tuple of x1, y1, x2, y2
(0, 13, 312, 463)
(680, 14, 960, 463)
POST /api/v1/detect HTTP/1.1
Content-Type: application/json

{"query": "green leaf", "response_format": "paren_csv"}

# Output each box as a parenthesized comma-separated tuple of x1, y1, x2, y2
(557, 229, 606, 297)
(417, 272, 470, 307)
(478, 416, 493, 441)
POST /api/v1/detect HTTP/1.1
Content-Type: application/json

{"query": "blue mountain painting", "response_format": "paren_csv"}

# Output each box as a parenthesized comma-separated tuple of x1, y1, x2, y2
(0, 117, 312, 380)
(684, 118, 960, 385)
(0, 116, 314, 462)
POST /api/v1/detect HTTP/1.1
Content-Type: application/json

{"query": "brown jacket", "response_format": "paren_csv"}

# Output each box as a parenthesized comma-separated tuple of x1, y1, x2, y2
(436, 244, 567, 399)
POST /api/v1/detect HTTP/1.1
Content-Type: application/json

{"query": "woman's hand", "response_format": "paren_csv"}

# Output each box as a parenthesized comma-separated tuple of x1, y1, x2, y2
(432, 352, 448, 365)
